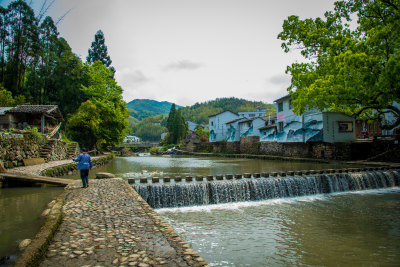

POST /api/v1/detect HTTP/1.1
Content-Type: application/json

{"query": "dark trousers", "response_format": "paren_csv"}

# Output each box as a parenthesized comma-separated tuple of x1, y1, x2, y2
(80, 169, 89, 187)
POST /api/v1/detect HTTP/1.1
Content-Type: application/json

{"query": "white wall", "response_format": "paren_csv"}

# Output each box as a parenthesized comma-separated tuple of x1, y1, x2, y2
(323, 112, 356, 143)
(209, 111, 239, 142)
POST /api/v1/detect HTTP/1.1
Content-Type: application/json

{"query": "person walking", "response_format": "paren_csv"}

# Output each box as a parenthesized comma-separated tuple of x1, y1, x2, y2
(72, 148, 93, 188)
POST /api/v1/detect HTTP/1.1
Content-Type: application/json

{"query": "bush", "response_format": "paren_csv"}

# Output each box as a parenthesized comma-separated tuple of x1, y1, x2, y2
(149, 147, 162, 155)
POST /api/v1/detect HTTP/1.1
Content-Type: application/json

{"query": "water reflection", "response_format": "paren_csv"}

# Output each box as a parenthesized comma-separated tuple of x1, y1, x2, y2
(61, 155, 358, 180)
(159, 189, 400, 266)
(0, 187, 62, 264)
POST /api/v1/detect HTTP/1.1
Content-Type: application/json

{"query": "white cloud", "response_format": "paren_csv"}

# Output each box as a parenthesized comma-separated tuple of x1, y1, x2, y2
(162, 60, 204, 71)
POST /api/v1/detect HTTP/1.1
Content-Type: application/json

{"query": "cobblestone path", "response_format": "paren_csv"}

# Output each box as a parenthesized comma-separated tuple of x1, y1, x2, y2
(40, 179, 208, 267)
(10, 156, 105, 176)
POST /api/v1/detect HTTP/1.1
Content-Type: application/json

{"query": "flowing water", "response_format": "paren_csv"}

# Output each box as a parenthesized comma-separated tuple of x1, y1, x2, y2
(0, 186, 62, 265)
(134, 170, 400, 208)
(159, 188, 400, 266)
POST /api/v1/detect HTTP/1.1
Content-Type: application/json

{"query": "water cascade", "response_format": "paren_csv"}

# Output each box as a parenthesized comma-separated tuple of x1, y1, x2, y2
(133, 169, 400, 208)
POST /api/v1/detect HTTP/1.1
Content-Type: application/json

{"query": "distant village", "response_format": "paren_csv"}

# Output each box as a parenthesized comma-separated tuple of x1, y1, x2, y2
(207, 94, 397, 144)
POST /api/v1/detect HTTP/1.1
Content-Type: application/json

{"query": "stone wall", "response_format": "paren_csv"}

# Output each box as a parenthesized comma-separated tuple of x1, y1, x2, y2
(0, 134, 70, 168)
(0, 134, 42, 168)
(240, 136, 260, 154)
(41, 154, 114, 177)
(259, 142, 310, 158)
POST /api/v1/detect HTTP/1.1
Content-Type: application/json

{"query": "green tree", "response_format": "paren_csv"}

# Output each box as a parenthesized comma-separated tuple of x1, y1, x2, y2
(4, 0, 38, 94)
(66, 100, 100, 149)
(67, 62, 129, 149)
(278, 0, 400, 129)
(0, 84, 25, 106)
(86, 30, 115, 73)
(166, 104, 188, 144)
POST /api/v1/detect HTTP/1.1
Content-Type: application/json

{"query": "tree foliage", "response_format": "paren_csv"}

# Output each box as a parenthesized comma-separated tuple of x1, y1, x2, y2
(0, 1, 129, 149)
(166, 103, 188, 144)
(67, 62, 129, 149)
(179, 97, 275, 125)
(86, 30, 115, 73)
(278, 0, 400, 129)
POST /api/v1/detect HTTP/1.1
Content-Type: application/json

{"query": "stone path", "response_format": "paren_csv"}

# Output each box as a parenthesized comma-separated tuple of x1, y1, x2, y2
(10, 156, 104, 176)
(40, 179, 208, 267)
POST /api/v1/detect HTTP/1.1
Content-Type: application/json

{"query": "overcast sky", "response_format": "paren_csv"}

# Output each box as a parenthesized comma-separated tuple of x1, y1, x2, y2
(1, 0, 337, 106)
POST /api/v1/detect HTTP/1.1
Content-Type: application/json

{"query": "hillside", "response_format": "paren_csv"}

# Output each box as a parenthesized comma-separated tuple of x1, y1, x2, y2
(179, 97, 276, 125)
(126, 99, 179, 120)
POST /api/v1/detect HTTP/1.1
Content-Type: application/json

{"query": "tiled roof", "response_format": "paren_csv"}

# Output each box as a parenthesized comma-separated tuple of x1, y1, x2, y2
(9, 105, 58, 113)
(273, 94, 291, 103)
(8, 105, 63, 120)
(208, 110, 238, 118)
(259, 124, 277, 130)
(238, 117, 268, 124)
(0, 107, 13, 115)
(226, 117, 247, 124)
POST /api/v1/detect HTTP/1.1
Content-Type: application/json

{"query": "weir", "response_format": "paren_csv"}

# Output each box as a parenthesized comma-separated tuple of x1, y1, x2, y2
(134, 169, 400, 208)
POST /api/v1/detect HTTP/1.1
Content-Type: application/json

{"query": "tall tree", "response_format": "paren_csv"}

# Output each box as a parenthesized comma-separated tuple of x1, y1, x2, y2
(86, 30, 115, 73)
(278, 0, 400, 129)
(5, 0, 38, 94)
(68, 62, 129, 149)
(166, 104, 188, 144)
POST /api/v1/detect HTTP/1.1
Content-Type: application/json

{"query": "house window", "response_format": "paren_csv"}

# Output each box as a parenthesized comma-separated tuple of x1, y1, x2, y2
(249, 114, 255, 117)
(263, 131, 266, 136)
(289, 100, 293, 110)
(211, 121, 214, 126)
(278, 122, 284, 132)
(248, 122, 251, 127)
(338, 121, 353, 132)
(278, 102, 283, 112)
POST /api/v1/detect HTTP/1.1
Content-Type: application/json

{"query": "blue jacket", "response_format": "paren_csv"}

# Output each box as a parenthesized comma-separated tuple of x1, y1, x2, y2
(73, 153, 93, 170)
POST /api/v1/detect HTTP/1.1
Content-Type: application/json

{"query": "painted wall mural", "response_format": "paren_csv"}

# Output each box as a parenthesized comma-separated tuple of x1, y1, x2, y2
(241, 125, 253, 137)
(262, 113, 323, 142)
(227, 125, 236, 141)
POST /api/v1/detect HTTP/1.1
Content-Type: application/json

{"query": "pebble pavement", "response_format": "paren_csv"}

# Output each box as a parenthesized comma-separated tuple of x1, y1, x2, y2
(40, 179, 209, 267)
(10, 157, 103, 176)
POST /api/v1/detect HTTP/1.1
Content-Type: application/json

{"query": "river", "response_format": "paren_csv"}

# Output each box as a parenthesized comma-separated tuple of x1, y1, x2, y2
(61, 155, 358, 180)
(159, 188, 400, 266)
(0, 186, 63, 265)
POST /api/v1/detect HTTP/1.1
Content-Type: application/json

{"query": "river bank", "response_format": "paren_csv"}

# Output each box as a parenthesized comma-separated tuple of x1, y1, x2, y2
(4, 156, 208, 266)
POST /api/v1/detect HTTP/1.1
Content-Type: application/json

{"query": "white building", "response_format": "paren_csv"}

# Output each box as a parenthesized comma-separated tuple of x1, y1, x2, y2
(272, 95, 356, 143)
(187, 121, 198, 132)
(238, 107, 266, 118)
(209, 111, 239, 142)
(123, 135, 141, 143)
(226, 117, 248, 142)
(239, 117, 268, 138)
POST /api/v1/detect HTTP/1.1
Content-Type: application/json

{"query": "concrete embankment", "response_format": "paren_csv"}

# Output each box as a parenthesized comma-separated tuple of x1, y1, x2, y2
(15, 178, 208, 267)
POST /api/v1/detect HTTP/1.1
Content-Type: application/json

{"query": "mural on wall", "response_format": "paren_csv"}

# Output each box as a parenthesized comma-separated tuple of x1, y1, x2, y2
(260, 127, 277, 142)
(227, 125, 236, 141)
(263, 113, 323, 142)
(241, 125, 253, 137)
(209, 130, 216, 141)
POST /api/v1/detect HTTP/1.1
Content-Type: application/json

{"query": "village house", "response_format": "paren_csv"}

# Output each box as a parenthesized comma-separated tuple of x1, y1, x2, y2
(239, 117, 268, 138)
(226, 117, 248, 142)
(273, 95, 356, 143)
(123, 135, 141, 143)
(209, 111, 240, 142)
(0, 105, 63, 137)
(258, 115, 277, 141)
(237, 107, 266, 118)
(209, 108, 271, 142)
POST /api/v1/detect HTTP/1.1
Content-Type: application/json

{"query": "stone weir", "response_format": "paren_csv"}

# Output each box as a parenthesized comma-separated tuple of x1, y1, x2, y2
(16, 179, 209, 267)
(133, 168, 400, 209)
